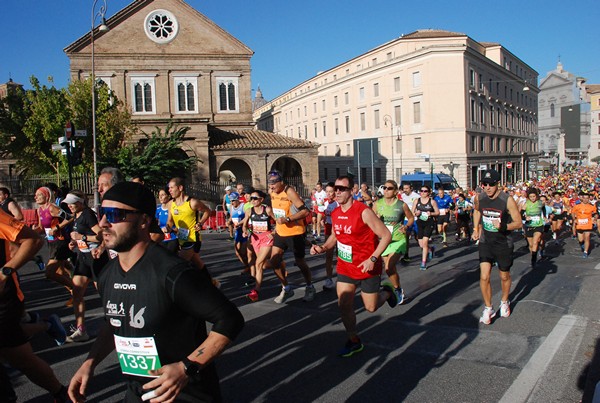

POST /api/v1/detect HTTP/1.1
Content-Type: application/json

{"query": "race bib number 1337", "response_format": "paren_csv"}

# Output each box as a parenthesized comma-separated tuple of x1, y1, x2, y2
(114, 335, 162, 377)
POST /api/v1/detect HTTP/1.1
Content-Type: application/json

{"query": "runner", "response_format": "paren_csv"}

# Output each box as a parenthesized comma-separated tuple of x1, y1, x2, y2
(399, 183, 420, 263)
(411, 185, 440, 270)
(97, 167, 125, 201)
(472, 169, 522, 325)
(155, 188, 178, 253)
(68, 182, 244, 402)
(571, 191, 597, 258)
(373, 180, 414, 304)
(228, 192, 250, 273)
(521, 187, 546, 268)
(0, 188, 23, 221)
(64, 190, 110, 342)
(32, 187, 74, 302)
(455, 193, 473, 241)
(322, 182, 338, 290)
(434, 187, 454, 247)
(310, 175, 395, 357)
(242, 190, 274, 302)
(222, 186, 234, 240)
(0, 209, 70, 403)
(312, 182, 327, 241)
(550, 191, 566, 243)
(267, 170, 315, 303)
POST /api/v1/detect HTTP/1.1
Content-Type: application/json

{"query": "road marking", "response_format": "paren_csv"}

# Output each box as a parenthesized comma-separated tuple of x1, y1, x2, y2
(499, 314, 583, 403)
(594, 261, 600, 270)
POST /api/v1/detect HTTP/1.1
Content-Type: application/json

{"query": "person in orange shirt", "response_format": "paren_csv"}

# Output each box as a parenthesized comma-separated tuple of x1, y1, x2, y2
(571, 192, 597, 258)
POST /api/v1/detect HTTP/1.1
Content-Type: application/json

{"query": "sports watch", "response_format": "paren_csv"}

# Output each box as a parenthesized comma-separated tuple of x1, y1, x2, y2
(370, 256, 378, 263)
(81, 234, 88, 242)
(181, 357, 201, 377)
(1, 267, 14, 276)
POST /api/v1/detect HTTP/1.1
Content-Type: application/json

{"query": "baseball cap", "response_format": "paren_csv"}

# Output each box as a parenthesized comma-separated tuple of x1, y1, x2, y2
(225, 185, 232, 191)
(102, 182, 156, 217)
(481, 169, 501, 184)
(229, 192, 240, 201)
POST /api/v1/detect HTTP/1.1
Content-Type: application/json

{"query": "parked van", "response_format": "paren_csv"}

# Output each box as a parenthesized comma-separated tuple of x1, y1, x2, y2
(400, 173, 459, 192)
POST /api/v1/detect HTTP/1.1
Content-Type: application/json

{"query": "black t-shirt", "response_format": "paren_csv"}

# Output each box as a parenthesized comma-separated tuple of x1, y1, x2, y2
(98, 243, 244, 401)
(73, 207, 99, 237)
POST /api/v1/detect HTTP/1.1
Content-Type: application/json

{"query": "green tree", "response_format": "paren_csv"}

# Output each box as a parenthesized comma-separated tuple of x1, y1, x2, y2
(0, 84, 28, 159)
(117, 123, 198, 188)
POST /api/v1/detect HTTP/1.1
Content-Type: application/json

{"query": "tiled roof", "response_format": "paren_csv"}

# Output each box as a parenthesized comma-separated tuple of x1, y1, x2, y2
(401, 29, 466, 39)
(209, 127, 318, 151)
(586, 84, 600, 94)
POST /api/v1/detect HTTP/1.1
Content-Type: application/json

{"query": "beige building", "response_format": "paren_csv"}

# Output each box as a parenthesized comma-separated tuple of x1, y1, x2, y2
(587, 85, 600, 163)
(64, 0, 318, 192)
(255, 30, 539, 188)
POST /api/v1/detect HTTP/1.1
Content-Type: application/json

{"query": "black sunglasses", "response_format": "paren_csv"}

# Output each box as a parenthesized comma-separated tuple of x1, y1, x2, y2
(250, 196, 262, 200)
(334, 185, 351, 192)
(420, 189, 429, 193)
(482, 182, 498, 187)
(99, 206, 143, 224)
(383, 186, 396, 191)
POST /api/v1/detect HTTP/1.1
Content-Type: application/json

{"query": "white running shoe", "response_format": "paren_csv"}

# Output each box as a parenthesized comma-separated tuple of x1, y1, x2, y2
(303, 285, 316, 302)
(479, 307, 496, 325)
(500, 301, 511, 318)
(66, 327, 90, 343)
(273, 287, 294, 304)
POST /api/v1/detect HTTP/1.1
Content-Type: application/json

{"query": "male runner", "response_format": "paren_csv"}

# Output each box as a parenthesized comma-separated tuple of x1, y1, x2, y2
(572, 191, 597, 258)
(311, 175, 395, 356)
(399, 183, 419, 263)
(434, 187, 454, 247)
(472, 169, 522, 325)
(68, 182, 244, 402)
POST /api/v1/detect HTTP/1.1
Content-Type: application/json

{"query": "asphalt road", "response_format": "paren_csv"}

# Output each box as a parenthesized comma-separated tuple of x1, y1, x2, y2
(9, 228, 600, 402)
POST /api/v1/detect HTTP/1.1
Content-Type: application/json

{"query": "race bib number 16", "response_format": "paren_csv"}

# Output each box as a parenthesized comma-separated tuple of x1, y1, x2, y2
(114, 335, 162, 377)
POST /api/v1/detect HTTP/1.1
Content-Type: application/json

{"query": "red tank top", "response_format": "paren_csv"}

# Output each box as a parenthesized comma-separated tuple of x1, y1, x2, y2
(331, 200, 381, 279)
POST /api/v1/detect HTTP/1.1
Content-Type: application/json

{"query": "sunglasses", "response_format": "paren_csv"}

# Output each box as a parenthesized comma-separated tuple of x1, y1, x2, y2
(99, 206, 143, 224)
(420, 189, 429, 193)
(250, 196, 262, 200)
(334, 185, 351, 192)
(482, 182, 498, 187)
(383, 186, 396, 191)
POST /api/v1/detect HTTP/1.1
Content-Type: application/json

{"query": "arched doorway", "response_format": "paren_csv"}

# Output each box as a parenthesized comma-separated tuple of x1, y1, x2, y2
(271, 156, 303, 178)
(219, 158, 252, 185)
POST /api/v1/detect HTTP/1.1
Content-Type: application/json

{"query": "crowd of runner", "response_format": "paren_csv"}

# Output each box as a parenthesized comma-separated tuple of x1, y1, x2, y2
(0, 164, 599, 402)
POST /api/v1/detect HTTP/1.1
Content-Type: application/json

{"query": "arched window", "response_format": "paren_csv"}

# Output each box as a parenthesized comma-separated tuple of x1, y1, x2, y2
(550, 103, 555, 117)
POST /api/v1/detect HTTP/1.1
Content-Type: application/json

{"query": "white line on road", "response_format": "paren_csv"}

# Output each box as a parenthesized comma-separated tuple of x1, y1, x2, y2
(499, 314, 583, 403)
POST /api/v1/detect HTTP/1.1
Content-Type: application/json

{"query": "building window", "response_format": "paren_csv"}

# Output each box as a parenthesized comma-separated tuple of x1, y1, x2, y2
(174, 77, 197, 113)
(360, 112, 366, 131)
(335, 145, 341, 156)
(335, 118, 339, 135)
(334, 95, 338, 107)
(144, 9, 179, 44)
(374, 109, 380, 129)
(373, 83, 379, 97)
(304, 106, 307, 116)
(550, 103, 555, 117)
(131, 77, 156, 114)
(478, 74, 483, 91)
(412, 71, 421, 88)
(415, 137, 422, 153)
(324, 146, 327, 155)
(359, 87, 365, 101)
(217, 77, 238, 112)
(322, 99, 326, 111)
(471, 136, 477, 152)
(469, 69, 475, 87)
(480, 102, 485, 125)
(323, 121, 327, 137)
(313, 103, 317, 113)
(345, 116, 350, 133)
(480, 136, 485, 152)
(498, 109, 502, 127)
(413, 101, 421, 124)
(394, 105, 401, 126)
(490, 106, 495, 126)
(346, 144, 351, 156)
(470, 99, 476, 123)
(394, 77, 400, 92)
(344, 92, 349, 104)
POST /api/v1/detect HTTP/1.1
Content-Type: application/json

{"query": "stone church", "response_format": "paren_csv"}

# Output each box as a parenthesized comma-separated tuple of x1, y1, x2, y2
(64, 0, 319, 191)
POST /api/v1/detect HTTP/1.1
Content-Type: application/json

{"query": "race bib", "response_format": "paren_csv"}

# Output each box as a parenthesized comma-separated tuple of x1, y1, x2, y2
(439, 209, 446, 215)
(109, 249, 118, 260)
(232, 217, 240, 225)
(252, 221, 269, 233)
(317, 205, 326, 212)
(76, 240, 89, 249)
(114, 335, 162, 378)
(578, 218, 589, 225)
(553, 208, 562, 214)
(163, 232, 172, 241)
(273, 208, 286, 219)
(419, 212, 429, 221)
(337, 241, 352, 263)
(482, 216, 499, 232)
(177, 228, 190, 241)
(530, 216, 542, 225)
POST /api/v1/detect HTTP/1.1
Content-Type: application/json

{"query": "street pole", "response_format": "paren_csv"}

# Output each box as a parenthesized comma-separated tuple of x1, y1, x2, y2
(91, 0, 109, 208)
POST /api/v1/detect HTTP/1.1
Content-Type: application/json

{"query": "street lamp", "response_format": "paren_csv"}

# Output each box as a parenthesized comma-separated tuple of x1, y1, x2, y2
(91, 0, 109, 208)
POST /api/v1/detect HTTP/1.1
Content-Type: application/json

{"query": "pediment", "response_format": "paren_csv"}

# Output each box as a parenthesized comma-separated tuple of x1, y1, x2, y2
(539, 72, 571, 89)
(65, 0, 253, 58)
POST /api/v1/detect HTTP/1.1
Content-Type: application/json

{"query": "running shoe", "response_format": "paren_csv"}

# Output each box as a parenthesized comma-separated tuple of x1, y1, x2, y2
(45, 314, 67, 345)
(65, 327, 89, 343)
(500, 301, 511, 318)
(323, 278, 335, 291)
(34, 255, 45, 271)
(428, 246, 436, 261)
(247, 289, 259, 302)
(442, 242, 448, 248)
(303, 285, 316, 302)
(338, 338, 364, 357)
(395, 287, 405, 305)
(65, 297, 74, 307)
(479, 307, 496, 325)
(420, 262, 427, 271)
(273, 287, 294, 304)
(380, 281, 398, 307)
(400, 256, 411, 264)
(583, 252, 589, 259)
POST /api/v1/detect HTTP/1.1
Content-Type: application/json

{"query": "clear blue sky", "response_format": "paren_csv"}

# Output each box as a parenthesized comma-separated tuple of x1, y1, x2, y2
(1, 0, 599, 101)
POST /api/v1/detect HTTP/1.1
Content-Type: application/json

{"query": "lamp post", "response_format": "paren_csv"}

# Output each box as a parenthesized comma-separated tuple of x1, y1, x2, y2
(91, 0, 109, 208)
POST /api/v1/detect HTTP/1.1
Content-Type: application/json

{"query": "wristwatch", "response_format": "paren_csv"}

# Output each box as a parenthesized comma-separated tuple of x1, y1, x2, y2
(1, 267, 14, 276)
(285, 217, 291, 223)
(370, 256, 378, 263)
(81, 234, 88, 242)
(181, 357, 201, 377)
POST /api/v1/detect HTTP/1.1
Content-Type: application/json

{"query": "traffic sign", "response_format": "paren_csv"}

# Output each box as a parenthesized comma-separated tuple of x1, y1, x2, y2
(51, 144, 63, 151)
(75, 129, 87, 137)
(506, 161, 513, 168)
(65, 121, 73, 139)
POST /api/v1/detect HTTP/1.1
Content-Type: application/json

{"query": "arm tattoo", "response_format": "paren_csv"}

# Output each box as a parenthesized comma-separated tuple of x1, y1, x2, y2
(196, 348, 205, 357)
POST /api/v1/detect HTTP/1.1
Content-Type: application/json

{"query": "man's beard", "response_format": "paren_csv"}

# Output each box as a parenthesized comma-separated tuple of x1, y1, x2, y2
(104, 228, 140, 252)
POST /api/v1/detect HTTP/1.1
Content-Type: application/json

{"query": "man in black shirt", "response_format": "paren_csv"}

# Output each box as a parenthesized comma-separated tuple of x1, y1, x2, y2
(68, 182, 244, 402)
